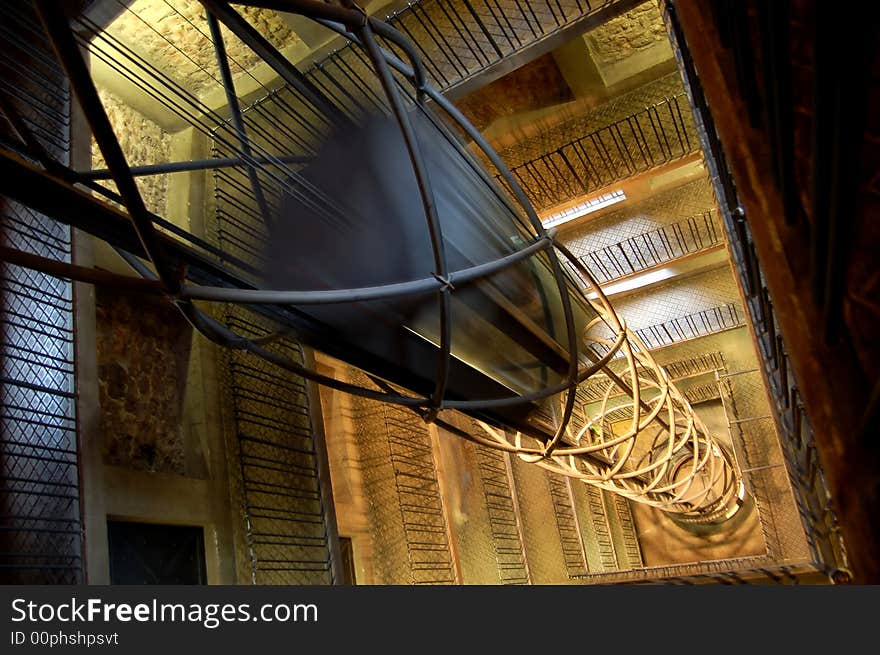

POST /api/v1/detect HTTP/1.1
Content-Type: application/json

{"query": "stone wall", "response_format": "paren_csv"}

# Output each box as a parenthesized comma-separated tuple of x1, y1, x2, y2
(103, 0, 301, 96)
(95, 288, 192, 475)
(586, 2, 667, 65)
(92, 89, 172, 217)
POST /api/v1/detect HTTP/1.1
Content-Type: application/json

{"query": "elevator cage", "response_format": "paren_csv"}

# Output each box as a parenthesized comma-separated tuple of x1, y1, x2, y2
(0, 0, 744, 524)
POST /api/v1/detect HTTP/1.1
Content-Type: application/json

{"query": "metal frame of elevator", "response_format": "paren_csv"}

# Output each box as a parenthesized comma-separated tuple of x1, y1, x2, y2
(0, 0, 744, 538)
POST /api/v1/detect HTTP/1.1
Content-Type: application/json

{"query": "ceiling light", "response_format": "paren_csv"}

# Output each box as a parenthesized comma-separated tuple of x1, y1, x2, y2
(540, 189, 626, 229)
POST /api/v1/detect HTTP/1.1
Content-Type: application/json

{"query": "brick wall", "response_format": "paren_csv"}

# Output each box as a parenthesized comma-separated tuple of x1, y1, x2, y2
(91, 89, 172, 216)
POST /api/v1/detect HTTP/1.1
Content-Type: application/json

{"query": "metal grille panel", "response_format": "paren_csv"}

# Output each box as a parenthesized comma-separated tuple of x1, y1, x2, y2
(473, 445, 530, 584)
(382, 406, 456, 584)
(503, 94, 699, 211)
(349, 378, 456, 585)
(585, 486, 618, 570)
(566, 209, 722, 285)
(508, 456, 569, 582)
(612, 495, 643, 568)
(720, 370, 807, 563)
(546, 472, 588, 577)
(350, 390, 411, 584)
(223, 309, 335, 584)
(578, 556, 820, 584)
(0, 1, 81, 584)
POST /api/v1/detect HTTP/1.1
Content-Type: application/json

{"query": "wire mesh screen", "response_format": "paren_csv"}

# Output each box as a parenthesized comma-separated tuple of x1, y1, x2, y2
(546, 472, 588, 577)
(349, 391, 409, 584)
(507, 456, 570, 582)
(503, 93, 699, 212)
(592, 490, 624, 570)
(349, 374, 456, 585)
(582, 558, 821, 585)
(472, 444, 530, 584)
(734, 228, 848, 575)
(382, 405, 456, 584)
(222, 308, 335, 584)
(566, 209, 722, 285)
(0, 1, 81, 585)
(611, 494, 643, 568)
(720, 369, 808, 563)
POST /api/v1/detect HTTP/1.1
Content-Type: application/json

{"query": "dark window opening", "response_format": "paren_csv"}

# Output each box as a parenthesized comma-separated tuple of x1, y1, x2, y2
(107, 520, 207, 585)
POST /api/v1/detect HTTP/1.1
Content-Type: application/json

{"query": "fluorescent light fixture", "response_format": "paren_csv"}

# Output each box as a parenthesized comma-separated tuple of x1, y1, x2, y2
(541, 189, 626, 229)
(586, 266, 676, 299)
